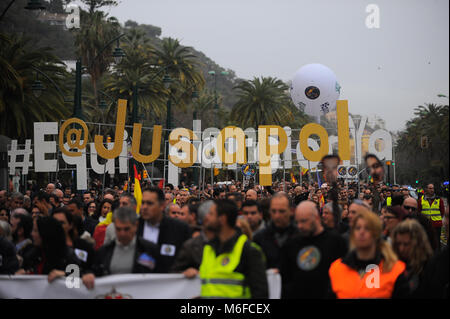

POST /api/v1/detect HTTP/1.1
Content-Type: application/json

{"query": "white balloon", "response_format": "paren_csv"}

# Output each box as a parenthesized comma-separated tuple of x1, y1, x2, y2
(290, 64, 341, 121)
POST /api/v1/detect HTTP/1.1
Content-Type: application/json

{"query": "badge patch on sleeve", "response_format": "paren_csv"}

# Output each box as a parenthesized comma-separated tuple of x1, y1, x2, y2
(137, 253, 156, 270)
(74, 248, 88, 262)
(160, 244, 176, 256)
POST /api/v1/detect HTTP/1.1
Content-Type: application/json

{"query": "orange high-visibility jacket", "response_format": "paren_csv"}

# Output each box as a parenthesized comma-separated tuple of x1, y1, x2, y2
(329, 258, 405, 299)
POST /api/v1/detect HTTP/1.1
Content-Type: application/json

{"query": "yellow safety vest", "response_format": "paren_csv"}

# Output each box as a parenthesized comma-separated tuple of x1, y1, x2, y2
(386, 197, 392, 207)
(199, 234, 251, 299)
(421, 197, 442, 222)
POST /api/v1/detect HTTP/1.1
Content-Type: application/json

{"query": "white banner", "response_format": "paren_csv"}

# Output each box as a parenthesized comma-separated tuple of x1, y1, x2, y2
(0, 271, 281, 299)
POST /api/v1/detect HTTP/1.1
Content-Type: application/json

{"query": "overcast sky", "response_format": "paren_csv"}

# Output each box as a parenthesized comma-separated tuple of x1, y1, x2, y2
(96, 0, 448, 132)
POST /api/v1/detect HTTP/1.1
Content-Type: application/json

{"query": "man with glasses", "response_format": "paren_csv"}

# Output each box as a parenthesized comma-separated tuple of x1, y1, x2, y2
(418, 183, 445, 248)
(381, 206, 406, 243)
(402, 196, 418, 215)
(403, 196, 439, 250)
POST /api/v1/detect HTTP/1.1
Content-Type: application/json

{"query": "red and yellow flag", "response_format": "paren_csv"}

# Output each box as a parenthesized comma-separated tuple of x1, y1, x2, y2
(133, 165, 142, 215)
(290, 172, 297, 183)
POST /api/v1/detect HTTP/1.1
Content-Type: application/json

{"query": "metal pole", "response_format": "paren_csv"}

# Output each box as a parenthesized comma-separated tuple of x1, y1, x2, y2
(163, 140, 167, 189)
(393, 146, 397, 185)
(74, 59, 82, 119)
(165, 97, 172, 186)
(214, 74, 218, 127)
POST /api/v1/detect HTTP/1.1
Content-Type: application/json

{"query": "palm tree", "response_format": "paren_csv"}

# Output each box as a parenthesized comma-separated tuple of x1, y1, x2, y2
(72, 10, 121, 107)
(103, 29, 170, 125)
(395, 102, 449, 184)
(230, 77, 295, 128)
(0, 33, 70, 139)
(154, 37, 205, 112)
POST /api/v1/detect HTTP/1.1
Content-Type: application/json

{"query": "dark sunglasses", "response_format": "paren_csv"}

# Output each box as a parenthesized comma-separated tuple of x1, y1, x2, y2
(403, 205, 416, 211)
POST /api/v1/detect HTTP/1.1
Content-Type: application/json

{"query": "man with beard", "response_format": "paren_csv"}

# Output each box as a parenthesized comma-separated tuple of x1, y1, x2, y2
(188, 199, 267, 298)
(253, 193, 299, 272)
(364, 154, 385, 213)
(280, 201, 348, 298)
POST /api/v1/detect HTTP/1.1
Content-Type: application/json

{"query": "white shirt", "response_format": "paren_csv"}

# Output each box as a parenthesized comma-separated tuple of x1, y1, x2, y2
(143, 221, 160, 244)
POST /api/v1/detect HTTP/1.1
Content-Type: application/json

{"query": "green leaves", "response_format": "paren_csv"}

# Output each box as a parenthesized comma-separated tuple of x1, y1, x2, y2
(230, 76, 299, 128)
(0, 33, 70, 139)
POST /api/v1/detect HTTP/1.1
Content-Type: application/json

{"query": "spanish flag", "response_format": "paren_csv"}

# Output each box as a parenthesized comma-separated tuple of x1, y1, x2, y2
(301, 167, 309, 176)
(290, 172, 297, 183)
(133, 165, 142, 215)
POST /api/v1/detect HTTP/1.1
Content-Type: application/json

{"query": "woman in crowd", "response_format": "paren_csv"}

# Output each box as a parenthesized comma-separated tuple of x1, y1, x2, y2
(0, 207, 9, 223)
(391, 218, 433, 298)
(17, 216, 79, 282)
(52, 207, 96, 272)
(92, 199, 116, 250)
(93, 199, 113, 223)
(86, 201, 97, 218)
(328, 208, 409, 298)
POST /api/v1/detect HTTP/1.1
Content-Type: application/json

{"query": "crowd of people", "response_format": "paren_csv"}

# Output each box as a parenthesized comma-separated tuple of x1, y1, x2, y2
(0, 154, 448, 299)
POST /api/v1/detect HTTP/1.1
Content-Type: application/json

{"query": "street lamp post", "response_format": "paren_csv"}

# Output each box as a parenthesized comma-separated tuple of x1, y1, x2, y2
(0, 0, 45, 22)
(208, 70, 228, 128)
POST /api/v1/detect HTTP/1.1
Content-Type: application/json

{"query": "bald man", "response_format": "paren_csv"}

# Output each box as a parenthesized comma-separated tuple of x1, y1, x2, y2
(245, 189, 258, 201)
(402, 196, 418, 215)
(403, 196, 439, 251)
(46, 183, 56, 194)
(280, 201, 347, 299)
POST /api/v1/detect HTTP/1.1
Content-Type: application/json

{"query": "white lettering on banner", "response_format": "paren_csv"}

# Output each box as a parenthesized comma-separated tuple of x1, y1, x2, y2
(34, 122, 58, 172)
(61, 142, 87, 190)
(90, 143, 115, 175)
(9, 114, 393, 180)
(296, 138, 320, 170)
(244, 128, 257, 164)
(0, 272, 281, 299)
(8, 139, 33, 175)
(283, 127, 292, 169)
(119, 130, 129, 174)
(369, 129, 393, 161)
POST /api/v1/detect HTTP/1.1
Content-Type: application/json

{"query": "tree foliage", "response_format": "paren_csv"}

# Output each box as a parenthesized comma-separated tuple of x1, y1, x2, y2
(395, 102, 449, 185)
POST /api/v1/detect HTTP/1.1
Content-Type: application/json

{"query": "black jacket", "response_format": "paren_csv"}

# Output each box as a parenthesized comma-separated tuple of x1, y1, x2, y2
(205, 229, 268, 299)
(22, 245, 80, 275)
(0, 236, 19, 274)
(171, 232, 208, 272)
(83, 216, 99, 236)
(420, 246, 449, 299)
(253, 221, 299, 269)
(88, 236, 159, 276)
(280, 229, 348, 299)
(72, 237, 96, 273)
(137, 216, 191, 273)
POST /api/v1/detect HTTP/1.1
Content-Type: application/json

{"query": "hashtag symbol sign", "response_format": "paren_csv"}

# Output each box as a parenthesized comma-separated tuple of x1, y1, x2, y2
(8, 139, 33, 175)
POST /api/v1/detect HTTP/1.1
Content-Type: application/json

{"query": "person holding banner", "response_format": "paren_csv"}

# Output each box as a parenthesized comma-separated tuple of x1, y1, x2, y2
(17, 216, 80, 282)
(193, 199, 268, 299)
(82, 207, 159, 289)
(137, 187, 191, 273)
